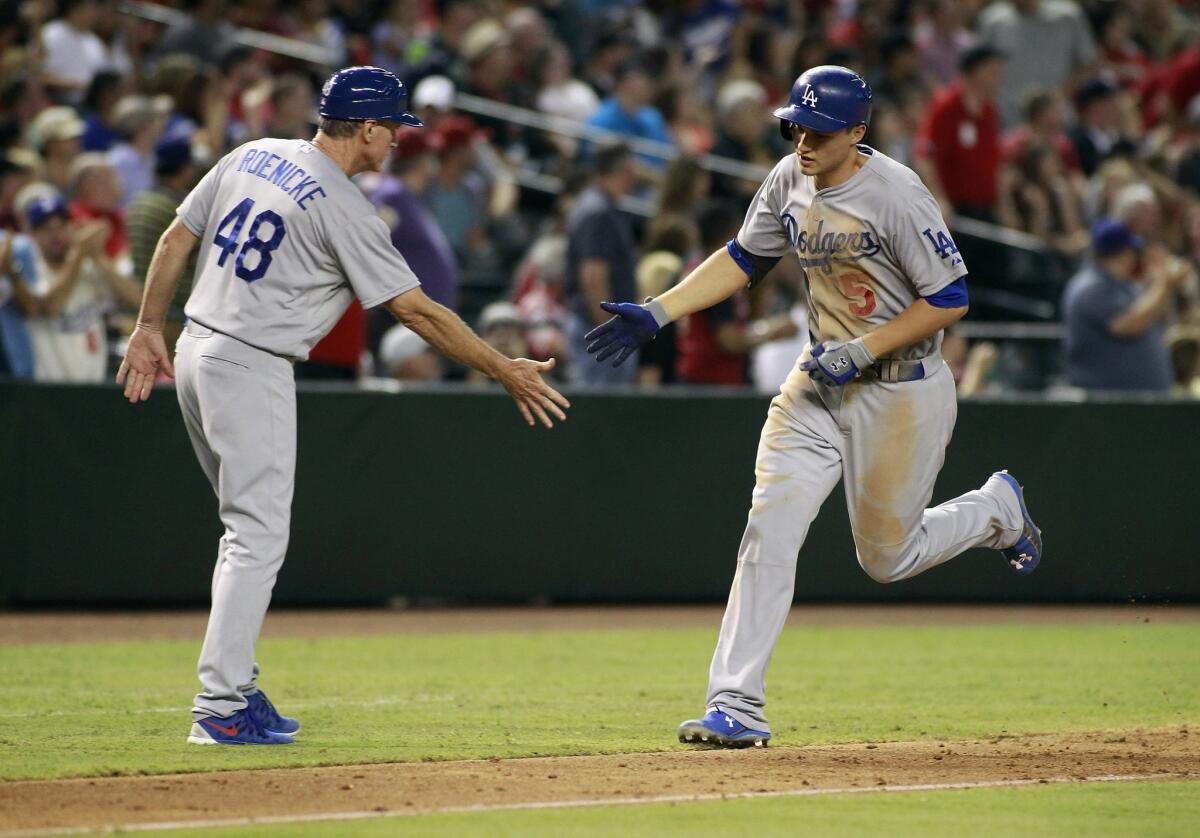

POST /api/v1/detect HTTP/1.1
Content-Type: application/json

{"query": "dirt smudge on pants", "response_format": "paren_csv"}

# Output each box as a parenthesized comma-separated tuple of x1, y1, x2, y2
(853, 389, 917, 551)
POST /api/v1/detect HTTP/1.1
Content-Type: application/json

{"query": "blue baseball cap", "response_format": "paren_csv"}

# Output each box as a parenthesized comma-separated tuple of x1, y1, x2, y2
(25, 195, 68, 228)
(154, 136, 193, 175)
(1091, 218, 1144, 256)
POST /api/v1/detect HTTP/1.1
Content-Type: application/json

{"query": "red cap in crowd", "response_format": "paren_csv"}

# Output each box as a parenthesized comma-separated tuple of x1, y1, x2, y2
(436, 116, 483, 152)
(393, 127, 443, 157)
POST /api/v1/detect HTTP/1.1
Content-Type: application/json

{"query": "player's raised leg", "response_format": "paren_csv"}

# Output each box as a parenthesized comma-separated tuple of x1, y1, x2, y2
(679, 369, 843, 747)
(837, 362, 1032, 584)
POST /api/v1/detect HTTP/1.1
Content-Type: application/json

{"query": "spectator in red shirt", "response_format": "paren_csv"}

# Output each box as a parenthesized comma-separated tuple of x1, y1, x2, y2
(298, 301, 366, 380)
(675, 201, 797, 387)
(1095, 4, 1153, 90)
(913, 45, 1006, 225)
(67, 152, 127, 260)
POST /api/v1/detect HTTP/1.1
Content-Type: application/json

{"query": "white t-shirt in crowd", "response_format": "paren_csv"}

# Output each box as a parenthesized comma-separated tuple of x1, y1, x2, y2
(40, 20, 109, 93)
(27, 249, 114, 383)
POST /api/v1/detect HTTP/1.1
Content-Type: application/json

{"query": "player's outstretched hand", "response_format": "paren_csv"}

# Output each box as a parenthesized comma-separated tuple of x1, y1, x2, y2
(584, 301, 661, 368)
(498, 357, 571, 428)
(800, 338, 875, 387)
(116, 324, 175, 403)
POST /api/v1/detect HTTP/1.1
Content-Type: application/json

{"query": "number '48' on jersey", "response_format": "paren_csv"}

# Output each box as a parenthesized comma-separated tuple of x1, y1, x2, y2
(212, 197, 288, 283)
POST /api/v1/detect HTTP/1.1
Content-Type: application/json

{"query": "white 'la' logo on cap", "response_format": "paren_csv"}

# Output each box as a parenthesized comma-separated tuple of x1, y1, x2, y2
(802, 85, 819, 107)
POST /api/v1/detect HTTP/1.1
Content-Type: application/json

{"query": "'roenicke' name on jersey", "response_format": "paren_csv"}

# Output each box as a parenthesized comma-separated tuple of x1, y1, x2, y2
(233, 146, 328, 211)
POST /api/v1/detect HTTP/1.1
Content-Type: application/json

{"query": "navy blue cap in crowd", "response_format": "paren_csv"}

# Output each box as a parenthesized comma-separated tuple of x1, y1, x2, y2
(26, 195, 68, 228)
(1091, 217, 1145, 255)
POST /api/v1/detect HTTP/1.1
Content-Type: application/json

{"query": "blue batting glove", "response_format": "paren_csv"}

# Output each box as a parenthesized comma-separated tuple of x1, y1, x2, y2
(584, 300, 670, 368)
(799, 338, 876, 386)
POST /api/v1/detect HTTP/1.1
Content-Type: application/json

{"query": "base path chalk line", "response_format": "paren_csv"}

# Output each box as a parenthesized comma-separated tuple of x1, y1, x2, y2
(1, 772, 1187, 838)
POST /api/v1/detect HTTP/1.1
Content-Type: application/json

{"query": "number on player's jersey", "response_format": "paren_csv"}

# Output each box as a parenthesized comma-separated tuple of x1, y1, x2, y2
(837, 271, 877, 317)
(212, 197, 287, 282)
(922, 227, 959, 259)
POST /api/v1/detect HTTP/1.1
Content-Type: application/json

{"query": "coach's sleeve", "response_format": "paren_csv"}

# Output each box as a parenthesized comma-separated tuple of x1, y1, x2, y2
(331, 214, 421, 308)
(888, 189, 970, 298)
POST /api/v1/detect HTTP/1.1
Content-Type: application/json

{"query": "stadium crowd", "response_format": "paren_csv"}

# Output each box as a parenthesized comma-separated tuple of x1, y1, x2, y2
(1, 0, 1199, 394)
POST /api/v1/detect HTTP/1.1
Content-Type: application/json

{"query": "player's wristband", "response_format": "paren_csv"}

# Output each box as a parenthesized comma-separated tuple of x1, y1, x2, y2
(644, 298, 672, 328)
(846, 337, 877, 369)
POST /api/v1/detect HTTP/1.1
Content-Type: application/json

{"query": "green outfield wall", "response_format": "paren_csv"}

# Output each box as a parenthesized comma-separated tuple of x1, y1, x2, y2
(1, 382, 1195, 604)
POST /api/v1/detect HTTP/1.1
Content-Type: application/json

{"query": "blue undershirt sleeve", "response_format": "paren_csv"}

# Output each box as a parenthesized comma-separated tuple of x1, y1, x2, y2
(923, 276, 969, 308)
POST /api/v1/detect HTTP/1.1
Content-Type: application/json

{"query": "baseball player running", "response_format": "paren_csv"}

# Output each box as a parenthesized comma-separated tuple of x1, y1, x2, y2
(117, 67, 570, 746)
(585, 66, 1042, 748)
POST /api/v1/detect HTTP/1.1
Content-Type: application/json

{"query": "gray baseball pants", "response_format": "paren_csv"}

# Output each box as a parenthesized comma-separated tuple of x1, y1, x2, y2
(175, 322, 296, 721)
(707, 358, 1024, 732)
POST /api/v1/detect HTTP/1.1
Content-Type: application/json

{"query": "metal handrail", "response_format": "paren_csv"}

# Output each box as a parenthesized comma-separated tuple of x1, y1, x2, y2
(954, 322, 1065, 339)
(120, 0, 336, 66)
(455, 92, 772, 184)
(951, 216, 1049, 252)
(458, 93, 1051, 255)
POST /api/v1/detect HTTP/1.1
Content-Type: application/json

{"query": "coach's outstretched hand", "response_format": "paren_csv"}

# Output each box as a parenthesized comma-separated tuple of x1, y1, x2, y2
(498, 357, 571, 428)
(117, 324, 175, 403)
(584, 301, 663, 367)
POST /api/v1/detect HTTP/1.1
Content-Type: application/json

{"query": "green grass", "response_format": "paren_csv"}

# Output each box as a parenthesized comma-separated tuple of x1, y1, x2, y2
(145, 781, 1200, 837)
(0, 623, 1196, 780)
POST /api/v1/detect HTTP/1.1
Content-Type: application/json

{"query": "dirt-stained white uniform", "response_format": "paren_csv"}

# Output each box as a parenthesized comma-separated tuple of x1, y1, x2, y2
(174, 138, 419, 720)
(707, 146, 1025, 731)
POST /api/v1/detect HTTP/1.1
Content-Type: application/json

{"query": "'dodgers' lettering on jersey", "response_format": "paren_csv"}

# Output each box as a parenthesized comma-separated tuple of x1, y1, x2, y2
(795, 217, 881, 275)
(235, 147, 328, 211)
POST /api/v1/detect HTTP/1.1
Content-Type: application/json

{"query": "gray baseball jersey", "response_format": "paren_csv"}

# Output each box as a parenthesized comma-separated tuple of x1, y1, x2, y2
(696, 147, 1025, 736)
(172, 138, 422, 726)
(736, 146, 968, 361)
(178, 138, 420, 360)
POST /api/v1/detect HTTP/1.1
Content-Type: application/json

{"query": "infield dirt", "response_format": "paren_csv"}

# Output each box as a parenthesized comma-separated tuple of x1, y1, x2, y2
(1, 727, 1194, 833)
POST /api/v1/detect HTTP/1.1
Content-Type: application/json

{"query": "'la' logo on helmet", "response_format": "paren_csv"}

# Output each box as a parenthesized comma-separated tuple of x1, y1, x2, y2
(802, 85, 819, 108)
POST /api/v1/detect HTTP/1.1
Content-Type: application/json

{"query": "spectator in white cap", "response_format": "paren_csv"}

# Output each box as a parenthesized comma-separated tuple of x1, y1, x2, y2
(27, 106, 85, 192)
(710, 78, 777, 199)
(379, 323, 441, 381)
(412, 75, 456, 129)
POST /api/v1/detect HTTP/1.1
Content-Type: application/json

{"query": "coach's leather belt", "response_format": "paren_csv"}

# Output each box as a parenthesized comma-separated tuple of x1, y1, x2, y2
(863, 354, 940, 383)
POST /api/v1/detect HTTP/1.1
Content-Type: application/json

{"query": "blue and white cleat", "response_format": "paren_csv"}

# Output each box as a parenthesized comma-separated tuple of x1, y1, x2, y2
(187, 708, 293, 745)
(677, 708, 771, 748)
(246, 688, 301, 736)
(994, 470, 1042, 575)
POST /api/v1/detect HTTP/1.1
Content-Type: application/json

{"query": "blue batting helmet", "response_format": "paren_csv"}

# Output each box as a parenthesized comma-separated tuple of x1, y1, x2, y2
(774, 65, 872, 139)
(319, 66, 423, 127)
